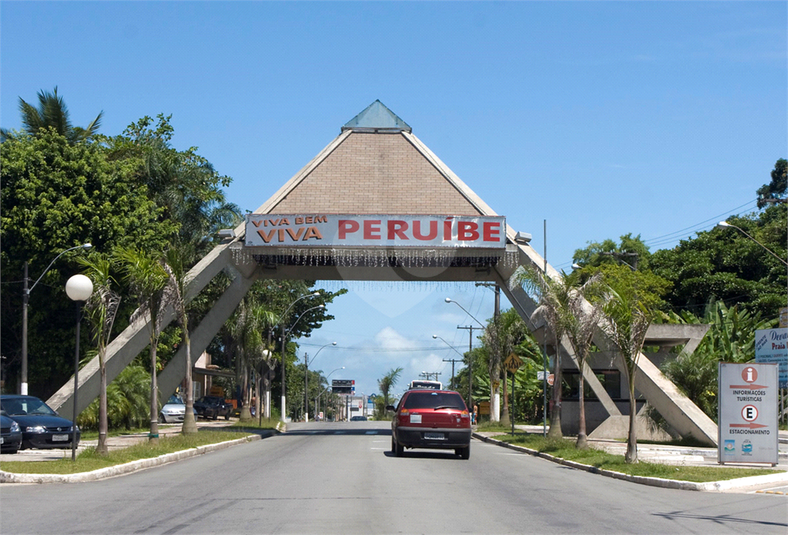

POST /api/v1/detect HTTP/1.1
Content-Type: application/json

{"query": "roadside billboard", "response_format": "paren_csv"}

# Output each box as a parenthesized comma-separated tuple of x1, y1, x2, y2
(754, 328, 788, 387)
(718, 362, 779, 465)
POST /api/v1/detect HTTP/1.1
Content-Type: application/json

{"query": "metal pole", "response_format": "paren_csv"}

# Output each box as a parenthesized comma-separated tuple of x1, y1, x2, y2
(543, 219, 548, 437)
(21, 262, 29, 395)
(281, 324, 287, 422)
(304, 353, 309, 422)
(72, 301, 81, 462)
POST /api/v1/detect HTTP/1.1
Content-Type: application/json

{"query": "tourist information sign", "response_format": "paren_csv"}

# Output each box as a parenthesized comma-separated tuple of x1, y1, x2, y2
(718, 362, 779, 465)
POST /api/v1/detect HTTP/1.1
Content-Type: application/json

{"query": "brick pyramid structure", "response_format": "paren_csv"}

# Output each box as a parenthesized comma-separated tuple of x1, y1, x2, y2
(255, 100, 495, 218)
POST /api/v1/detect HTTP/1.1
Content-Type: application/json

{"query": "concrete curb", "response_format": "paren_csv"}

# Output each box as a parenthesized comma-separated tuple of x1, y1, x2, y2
(473, 433, 788, 492)
(0, 434, 261, 485)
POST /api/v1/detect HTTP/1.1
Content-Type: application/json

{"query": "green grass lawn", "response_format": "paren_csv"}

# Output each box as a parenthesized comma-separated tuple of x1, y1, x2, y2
(490, 433, 778, 483)
(0, 430, 248, 475)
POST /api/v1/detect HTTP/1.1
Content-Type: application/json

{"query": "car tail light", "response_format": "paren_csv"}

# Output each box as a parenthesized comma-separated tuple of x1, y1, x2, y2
(460, 410, 469, 419)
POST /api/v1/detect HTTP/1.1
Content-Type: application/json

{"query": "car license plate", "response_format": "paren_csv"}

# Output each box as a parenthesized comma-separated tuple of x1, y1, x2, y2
(410, 414, 422, 424)
(52, 434, 68, 442)
(424, 432, 444, 440)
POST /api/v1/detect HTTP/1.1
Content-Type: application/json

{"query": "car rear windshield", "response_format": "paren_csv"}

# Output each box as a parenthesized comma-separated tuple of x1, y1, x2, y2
(402, 392, 466, 410)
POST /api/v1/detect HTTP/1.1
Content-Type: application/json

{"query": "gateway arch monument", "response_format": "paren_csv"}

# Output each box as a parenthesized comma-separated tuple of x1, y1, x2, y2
(48, 100, 717, 445)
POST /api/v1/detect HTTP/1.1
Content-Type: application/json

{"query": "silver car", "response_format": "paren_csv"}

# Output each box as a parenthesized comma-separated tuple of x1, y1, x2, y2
(159, 395, 196, 423)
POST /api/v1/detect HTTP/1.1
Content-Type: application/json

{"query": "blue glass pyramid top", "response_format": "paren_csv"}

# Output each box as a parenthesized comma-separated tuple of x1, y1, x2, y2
(342, 100, 411, 133)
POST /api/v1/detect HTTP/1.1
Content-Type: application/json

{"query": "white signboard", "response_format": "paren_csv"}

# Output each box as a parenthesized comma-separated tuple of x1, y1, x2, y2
(755, 328, 788, 387)
(718, 362, 779, 465)
(245, 214, 506, 249)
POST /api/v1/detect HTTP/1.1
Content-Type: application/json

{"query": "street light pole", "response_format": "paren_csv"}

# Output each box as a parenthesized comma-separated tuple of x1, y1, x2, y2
(305, 341, 336, 422)
(432, 334, 463, 389)
(280, 301, 323, 422)
(317, 366, 345, 420)
(445, 298, 485, 414)
(21, 243, 92, 395)
(66, 274, 93, 462)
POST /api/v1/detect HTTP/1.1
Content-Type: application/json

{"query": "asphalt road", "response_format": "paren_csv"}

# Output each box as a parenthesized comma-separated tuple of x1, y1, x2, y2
(1, 420, 786, 535)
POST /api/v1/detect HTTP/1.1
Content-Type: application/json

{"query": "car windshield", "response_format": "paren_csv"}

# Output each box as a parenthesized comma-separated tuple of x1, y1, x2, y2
(199, 396, 222, 404)
(1, 397, 58, 416)
(402, 392, 466, 410)
(166, 395, 184, 405)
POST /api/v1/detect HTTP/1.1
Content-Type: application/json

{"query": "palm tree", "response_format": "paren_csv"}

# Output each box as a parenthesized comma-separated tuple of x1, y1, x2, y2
(116, 248, 169, 443)
(483, 309, 527, 427)
(163, 243, 198, 434)
(561, 272, 606, 449)
(378, 367, 403, 410)
(10, 87, 103, 143)
(600, 274, 657, 463)
(78, 253, 121, 455)
(518, 265, 573, 439)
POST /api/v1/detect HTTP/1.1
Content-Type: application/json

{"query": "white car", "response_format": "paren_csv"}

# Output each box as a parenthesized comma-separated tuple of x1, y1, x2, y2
(159, 395, 196, 423)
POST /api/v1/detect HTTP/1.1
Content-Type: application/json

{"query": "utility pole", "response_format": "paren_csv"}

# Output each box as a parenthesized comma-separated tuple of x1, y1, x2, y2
(457, 325, 475, 409)
(442, 358, 462, 389)
(419, 371, 441, 382)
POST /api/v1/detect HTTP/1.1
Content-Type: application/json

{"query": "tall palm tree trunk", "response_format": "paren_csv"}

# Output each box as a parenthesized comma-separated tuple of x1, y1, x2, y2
(97, 355, 108, 454)
(625, 370, 638, 463)
(547, 349, 563, 439)
(182, 331, 197, 434)
(149, 347, 159, 444)
(576, 361, 588, 449)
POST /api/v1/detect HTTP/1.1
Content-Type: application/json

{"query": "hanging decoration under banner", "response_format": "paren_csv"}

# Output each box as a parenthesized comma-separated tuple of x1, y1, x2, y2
(245, 214, 507, 249)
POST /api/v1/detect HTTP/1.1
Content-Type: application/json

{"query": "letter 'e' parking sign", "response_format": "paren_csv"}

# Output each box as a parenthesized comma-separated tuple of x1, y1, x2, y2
(718, 362, 778, 465)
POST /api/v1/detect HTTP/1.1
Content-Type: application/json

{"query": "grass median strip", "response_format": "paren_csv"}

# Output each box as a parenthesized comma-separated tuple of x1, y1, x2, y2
(491, 433, 777, 483)
(0, 431, 247, 475)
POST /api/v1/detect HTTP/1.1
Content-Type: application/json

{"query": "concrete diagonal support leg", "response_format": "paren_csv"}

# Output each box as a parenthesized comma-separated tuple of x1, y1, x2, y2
(47, 245, 244, 417)
(496, 238, 718, 446)
(158, 272, 258, 401)
(497, 275, 621, 417)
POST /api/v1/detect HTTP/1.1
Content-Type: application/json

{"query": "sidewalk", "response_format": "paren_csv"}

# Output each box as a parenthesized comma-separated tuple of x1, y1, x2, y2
(474, 425, 788, 493)
(0, 419, 240, 462)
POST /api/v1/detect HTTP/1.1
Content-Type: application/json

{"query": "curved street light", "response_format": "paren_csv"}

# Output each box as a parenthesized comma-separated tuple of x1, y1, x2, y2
(66, 274, 93, 461)
(280, 302, 324, 422)
(22, 243, 92, 395)
(717, 221, 788, 267)
(316, 366, 345, 421)
(433, 334, 464, 390)
(305, 341, 337, 421)
(444, 297, 485, 410)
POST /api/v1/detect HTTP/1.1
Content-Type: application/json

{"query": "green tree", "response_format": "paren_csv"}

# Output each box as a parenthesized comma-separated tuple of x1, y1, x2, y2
(599, 265, 664, 463)
(661, 299, 776, 420)
(116, 248, 169, 443)
(78, 253, 121, 454)
(102, 114, 241, 251)
(650, 210, 786, 319)
(378, 367, 403, 410)
(518, 265, 575, 439)
(560, 271, 607, 449)
(0, 129, 171, 398)
(756, 158, 787, 208)
(1, 87, 103, 143)
(573, 233, 650, 271)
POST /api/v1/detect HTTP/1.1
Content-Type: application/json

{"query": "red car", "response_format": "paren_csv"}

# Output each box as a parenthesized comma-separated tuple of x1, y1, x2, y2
(387, 389, 472, 459)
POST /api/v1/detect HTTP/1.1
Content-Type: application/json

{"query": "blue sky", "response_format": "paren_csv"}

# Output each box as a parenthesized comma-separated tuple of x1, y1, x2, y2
(2, 1, 786, 400)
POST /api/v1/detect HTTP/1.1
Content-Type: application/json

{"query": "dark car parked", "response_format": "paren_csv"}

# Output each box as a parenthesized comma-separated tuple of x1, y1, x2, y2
(1, 413, 23, 454)
(194, 396, 232, 420)
(387, 389, 472, 459)
(0, 395, 80, 450)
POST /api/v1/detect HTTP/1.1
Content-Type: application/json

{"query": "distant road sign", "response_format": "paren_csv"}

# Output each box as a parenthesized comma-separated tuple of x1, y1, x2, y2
(504, 352, 523, 373)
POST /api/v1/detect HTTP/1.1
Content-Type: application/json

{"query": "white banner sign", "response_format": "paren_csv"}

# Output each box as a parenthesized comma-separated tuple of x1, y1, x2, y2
(718, 362, 779, 465)
(755, 328, 788, 387)
(245, 214, 507, 249)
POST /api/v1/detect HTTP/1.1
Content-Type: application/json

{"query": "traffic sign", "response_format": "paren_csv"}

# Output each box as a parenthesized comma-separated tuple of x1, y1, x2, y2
(504, 352, 523, 373)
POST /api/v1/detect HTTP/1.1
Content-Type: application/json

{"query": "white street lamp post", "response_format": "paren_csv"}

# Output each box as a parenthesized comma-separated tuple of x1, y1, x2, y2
(21, 243, 92, 395)
(279, 298, 322, 422)
(305, 341, 336, 422)
(66, 274, 93, 461)
(445, 298, 485, 413)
